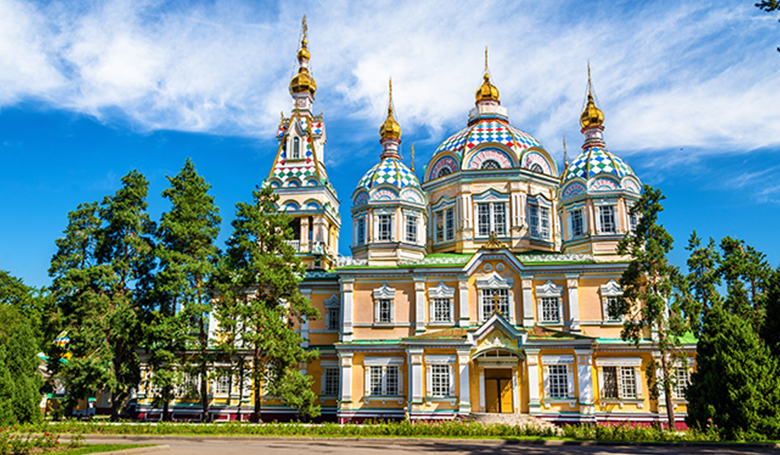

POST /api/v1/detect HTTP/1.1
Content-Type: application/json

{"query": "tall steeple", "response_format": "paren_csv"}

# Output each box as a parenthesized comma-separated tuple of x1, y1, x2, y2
(580, 62, 606, 149)
(379, 78, 402, 159)
(289, 15, 317, 113)
(475, 47, 500, 104)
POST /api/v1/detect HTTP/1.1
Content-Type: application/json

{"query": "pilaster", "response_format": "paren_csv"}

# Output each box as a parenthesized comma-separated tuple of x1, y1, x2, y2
(522, 275, 534, 327)
(566, 274, 581, 332)
(414, 277, 426, 334)
(458, 277, 469, 327)
(457, 349, 471, 414)
(527, 349, 541, 413)
(340, 278, 354, 342)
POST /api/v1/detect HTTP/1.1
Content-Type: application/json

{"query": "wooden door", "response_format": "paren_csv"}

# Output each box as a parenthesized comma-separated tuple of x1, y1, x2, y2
(485, 379, 500, 412)
(499, 378, 513, 413)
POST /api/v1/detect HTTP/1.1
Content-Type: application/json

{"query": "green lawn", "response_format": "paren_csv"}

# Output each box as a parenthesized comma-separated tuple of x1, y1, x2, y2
(62, 444, 153, 455)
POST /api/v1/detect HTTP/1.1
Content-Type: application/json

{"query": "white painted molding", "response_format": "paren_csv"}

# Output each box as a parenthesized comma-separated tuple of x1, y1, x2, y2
(364, 357, 404, 366)
(374, 283, 396, 299)
(536, 280, 563, 297)
(476, 271, 513, 289)
(324, 294, 341, 308)
(600, 279, 623, 296)
(541, 355, 574, 365)
(595, 357, 643, 367)
(428, 282, 456, 299)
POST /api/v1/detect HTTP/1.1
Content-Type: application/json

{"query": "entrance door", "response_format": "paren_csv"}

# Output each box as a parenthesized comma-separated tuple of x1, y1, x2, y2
(484, 369, 513, 413)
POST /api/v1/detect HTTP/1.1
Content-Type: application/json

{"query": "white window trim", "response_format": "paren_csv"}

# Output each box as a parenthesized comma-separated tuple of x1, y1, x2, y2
(428, 282, 455, 325)
(475, 201, 508, 237)
(355, 216, 367, 246)
(375, 213, 394, 242)
(593, 199, 618, 235)
(568, 206, 585, 239)
(600, 279, 623, 322)
(536, 281, 564, 324)
(596, 358, 644, 406)
(425, 355, 456, 402)
(364, 357, 404, 403)
(404, 212, 419, 244)
(320, 360, 340, 396)
(527, 195, 552, 241)
(476, 272, 514, 322)
(541, 356, 575, 405)
(373, 284, 395, 324)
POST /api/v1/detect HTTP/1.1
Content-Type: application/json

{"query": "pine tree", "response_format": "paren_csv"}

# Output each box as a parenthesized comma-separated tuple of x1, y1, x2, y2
(718, 237, 771, 332)
(49, 171, 155, 419)
(612, 185, 690, 429)
(760, 266, 780, 358)
(683, 232, 722, 336)
(5, 321, 43, 424)
(686, 303, 780, 439)
(0, 345, 14, 425)
(221, 184, 319, 421)
(155, 159, 221, 421)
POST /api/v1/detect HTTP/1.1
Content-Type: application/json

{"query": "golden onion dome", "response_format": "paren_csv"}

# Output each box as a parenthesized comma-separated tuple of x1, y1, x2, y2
(380, 79, 401, 140)
(475, 73, 500, 103)
(289, 17, 317, 96)
(580, 93, 604, 128)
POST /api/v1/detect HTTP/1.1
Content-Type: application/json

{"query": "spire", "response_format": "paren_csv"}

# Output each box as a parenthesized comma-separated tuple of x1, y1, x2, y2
(475, 46, 500, 103)
(563, 136, 568, 168)
(379, 78, 402, 142)
(410, 144, 416, 174)
(289, 15, 317, 96)
(580, 62, 604, 129)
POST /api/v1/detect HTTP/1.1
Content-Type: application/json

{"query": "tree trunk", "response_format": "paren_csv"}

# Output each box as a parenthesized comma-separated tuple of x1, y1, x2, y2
(253, 346, 262, 423)
(200, 318, 210, 423)
(163, 388, 170, 422)
(660, 354, 676, 430)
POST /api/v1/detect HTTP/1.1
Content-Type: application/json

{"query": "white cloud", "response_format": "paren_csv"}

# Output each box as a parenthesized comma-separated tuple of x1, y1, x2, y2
(0, 0, 779, 164)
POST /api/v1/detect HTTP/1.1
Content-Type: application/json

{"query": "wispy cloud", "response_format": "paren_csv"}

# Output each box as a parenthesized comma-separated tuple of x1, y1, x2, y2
(1, 0, 779, 164)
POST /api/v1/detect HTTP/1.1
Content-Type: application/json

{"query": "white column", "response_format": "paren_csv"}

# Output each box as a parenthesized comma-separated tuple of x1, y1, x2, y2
(576, 350, 594, 418)
(509, 289, 517, 325)
(407, 348, 424, 412)
(511, 366, 519, 413)
(566, 274, 581, 332)
(414, 277, 426, 334)
(527, 350, 541, 413)
(338, 352, 353, 421)
(300, 289, 311, 348)
(478, 367, 485, 411)
(341, 278, 354, 342)
(522, 276, 534, 327)
(458, 277, 469, 327)
(457, 349, 471, 414)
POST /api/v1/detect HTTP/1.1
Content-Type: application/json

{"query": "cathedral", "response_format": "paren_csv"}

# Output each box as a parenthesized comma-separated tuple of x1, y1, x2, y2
(133, 20, 696, 426)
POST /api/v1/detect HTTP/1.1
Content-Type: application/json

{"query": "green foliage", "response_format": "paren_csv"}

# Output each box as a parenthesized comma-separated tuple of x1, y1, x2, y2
(686, 303, 780, 440)
(48, 170, 154, 419)
(4, 322, 43, 425)
(0, 346, 14, 425)
(683, 232, 722, 336)
(761, 266, 780, 357)
(0, 427, 58, 455)
(614, 185, 690, 428)
(151, 159, 221, 421)
(718, 236, 771, 331)
(219, 184, 319, 420)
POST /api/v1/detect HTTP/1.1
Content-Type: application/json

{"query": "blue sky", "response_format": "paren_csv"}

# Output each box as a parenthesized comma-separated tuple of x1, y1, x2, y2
(1, 0, 780, 287)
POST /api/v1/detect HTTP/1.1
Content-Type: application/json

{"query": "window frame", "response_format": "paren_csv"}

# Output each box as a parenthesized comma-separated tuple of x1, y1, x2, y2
(405, 214, 418, 243)
(547, 364, 569, 399)
(528, 201, 551, 240)
(323, 368, 339, 396)
(476, 202, 507, 237)
(598, 205, 616, 234)
(377, 214, 393, 242)
(571, 208, 584, 238)
(356, 217, 366, 245)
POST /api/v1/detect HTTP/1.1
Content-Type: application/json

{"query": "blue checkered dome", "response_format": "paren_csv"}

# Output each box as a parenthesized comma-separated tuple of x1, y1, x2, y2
(356, 156, 421, 194)
(563, 146, 635, 183)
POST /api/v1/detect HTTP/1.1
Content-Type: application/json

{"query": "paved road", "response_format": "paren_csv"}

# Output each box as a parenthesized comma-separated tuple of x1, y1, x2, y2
(82, 435, 780, 455)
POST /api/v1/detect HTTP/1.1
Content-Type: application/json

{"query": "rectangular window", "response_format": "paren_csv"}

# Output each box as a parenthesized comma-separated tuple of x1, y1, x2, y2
(541, 297, 560, 323)
(378, 214, 392, 241)
(529, 204, 550, 240)
(327, 308, 340, 330)
(369, 366, 383, 395)
(493, 203, 506, 236)
(432, 298, 451, 323)
(600, 205, 616, 233)
(630, 212, 639, 232)
(478, 203, 491, 237)
(356, 218, 365, 245)
(605, 296, 621, 321)
(540, 206, 550, 239)
(324, 368, 339, 396)
(481, 289, 509, 320)
(377, 299, 392, 323)
(620, 367, 637, 399)
(602, 366, 619, 399)
(674, 367, 689, 399)
(431, 365, 450, 397)
(367, 365, 398, 396)
(291, 137, 300, 160)
(571, 209, 583, 237)
(548, 365, 569, 398)
(529, 204, 539, 238)
(386, 366, 399, 396)
(436, 211, 444, 242)
(405, 215, 417, 243)
(445, 208, 455, 240)
(215, 374, 231, 395)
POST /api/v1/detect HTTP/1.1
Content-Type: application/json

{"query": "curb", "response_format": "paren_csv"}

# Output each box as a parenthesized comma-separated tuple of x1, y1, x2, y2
(76, 445, 170, 455)
(73, 434, 780, 449)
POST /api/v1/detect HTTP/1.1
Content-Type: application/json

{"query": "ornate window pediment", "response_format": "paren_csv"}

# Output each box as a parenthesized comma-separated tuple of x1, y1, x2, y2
(476, 271, 513, 289)
(373, 284, 395, 299)
(536, 280, 563, 297)
(324, 294, 341, 309)
(600, 279, 623, 296)
(428, 282, 455, 299)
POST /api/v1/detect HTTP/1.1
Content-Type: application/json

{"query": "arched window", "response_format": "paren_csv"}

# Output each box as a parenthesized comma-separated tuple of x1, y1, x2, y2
(481, 159, 500, 170)
(437, 167, 452, 178)
(292, 137, 301, 160)
(530, 163, 544, 173)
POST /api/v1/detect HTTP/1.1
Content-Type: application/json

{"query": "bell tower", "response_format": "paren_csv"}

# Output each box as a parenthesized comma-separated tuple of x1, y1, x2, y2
(267, 16, 341, 270)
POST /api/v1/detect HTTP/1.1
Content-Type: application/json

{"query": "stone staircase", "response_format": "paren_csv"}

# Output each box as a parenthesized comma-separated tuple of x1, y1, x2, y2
(467, 412, 561, 433)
